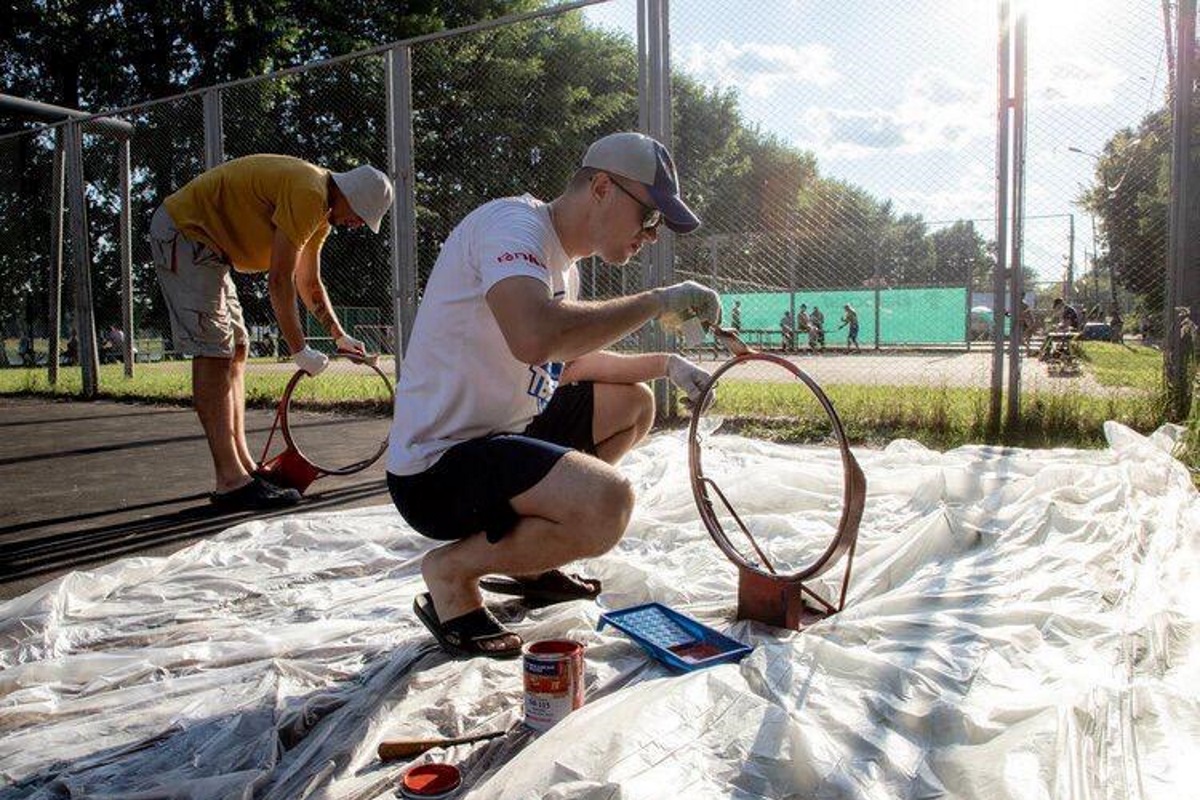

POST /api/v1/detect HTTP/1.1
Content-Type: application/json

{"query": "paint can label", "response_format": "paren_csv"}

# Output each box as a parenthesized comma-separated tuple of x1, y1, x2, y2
(522, 639, 585, 732)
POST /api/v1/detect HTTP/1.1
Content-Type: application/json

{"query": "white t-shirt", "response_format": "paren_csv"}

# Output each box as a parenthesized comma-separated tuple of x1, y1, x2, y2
(386, 195, 579, 476)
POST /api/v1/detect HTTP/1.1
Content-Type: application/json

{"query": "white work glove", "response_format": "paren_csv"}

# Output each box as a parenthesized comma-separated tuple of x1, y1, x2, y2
(667, 354, 715, 413)
(655, 280, 722, 333)
(335, 333, 366, 357)
(293, 345, 329, 377)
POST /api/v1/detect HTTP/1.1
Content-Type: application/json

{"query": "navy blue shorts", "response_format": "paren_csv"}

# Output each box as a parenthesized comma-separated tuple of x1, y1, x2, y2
(388, 382, 597, 543)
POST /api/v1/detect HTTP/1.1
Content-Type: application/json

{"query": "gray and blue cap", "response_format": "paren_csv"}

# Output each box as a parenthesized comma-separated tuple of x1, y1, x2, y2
(582, 132, 701, 234)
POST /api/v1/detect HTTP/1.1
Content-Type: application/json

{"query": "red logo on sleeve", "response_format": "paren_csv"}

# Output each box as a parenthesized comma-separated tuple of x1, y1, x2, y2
(497, 251, 546, 270)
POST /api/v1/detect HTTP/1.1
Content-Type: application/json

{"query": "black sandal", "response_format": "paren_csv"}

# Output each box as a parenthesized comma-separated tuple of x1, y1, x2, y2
(479, 569, 602, 606)
(412, 593, 523, 659)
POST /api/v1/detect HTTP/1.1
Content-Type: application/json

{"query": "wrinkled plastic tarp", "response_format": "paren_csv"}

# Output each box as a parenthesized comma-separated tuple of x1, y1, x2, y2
(1, 422, 1197, 799)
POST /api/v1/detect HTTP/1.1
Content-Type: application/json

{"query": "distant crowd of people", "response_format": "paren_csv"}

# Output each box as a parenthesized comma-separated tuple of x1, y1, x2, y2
(723, 299, 860, 353)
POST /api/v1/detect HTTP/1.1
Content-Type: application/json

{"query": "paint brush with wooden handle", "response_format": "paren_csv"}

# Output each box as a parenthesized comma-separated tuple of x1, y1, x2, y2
(377, 729, 507, 762)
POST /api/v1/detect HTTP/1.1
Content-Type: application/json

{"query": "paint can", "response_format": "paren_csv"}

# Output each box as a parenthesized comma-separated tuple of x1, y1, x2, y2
(522, 639, 585, 731)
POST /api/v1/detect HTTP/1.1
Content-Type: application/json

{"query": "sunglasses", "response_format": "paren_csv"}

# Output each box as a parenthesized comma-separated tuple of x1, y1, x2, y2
(607, 175, 662, 231)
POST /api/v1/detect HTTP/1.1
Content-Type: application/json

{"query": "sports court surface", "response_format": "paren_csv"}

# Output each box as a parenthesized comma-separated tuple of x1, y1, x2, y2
(0, 396, 391, 601)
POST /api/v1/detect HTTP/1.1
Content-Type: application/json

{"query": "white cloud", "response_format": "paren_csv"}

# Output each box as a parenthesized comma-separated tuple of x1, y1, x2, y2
(679, 41, 838, 98)
(1031, 55, 1123, 107)
(890, 162, 995, 222)
(796, 68, 992, 158)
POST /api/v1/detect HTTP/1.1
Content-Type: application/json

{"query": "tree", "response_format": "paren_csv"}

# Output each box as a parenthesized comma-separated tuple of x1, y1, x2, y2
(0, 1, 534, 339)
(1079, 37, 1199, 333)
(929, 220, 992, 288)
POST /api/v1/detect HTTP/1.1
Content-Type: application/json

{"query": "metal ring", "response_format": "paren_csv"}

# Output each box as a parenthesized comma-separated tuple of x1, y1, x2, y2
(279, 354, 394, 476)
(687, 351, 866, 586)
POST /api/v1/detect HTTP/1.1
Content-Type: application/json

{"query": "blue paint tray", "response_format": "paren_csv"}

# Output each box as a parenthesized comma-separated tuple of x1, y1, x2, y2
(597, 602, 752, 672)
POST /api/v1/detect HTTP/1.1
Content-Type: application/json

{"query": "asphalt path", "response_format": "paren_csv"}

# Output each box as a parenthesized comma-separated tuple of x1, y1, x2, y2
(0, 396, 393, 601)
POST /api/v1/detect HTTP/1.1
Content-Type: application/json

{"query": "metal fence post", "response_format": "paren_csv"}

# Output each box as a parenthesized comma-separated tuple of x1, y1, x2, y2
(64, 121, 99, 397)
(48, 128, 65, 384)
(203, 88, 224, 169)
(1005, 8, 1028, 427)
(1165, 0, 1198, 420)
(119, 136, 134, 376)
(964, 256, 973, 353)
(387, 44, 418, 373)
(990, 0, 1011, 436)
(641, 0, 672, 417)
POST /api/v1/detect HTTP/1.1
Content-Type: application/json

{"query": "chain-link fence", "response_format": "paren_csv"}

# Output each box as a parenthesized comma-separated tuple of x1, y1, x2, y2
(0, 0, 1194, 431)
(0, 130, 55, 367)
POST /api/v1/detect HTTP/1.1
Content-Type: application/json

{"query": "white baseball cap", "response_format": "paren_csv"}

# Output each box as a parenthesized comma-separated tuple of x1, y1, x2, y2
(330, 165, 394, 233)
(582, 132, 701, 233)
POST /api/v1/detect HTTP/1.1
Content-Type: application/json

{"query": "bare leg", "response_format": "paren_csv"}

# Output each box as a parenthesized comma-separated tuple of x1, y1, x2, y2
(591, 381, 655, 465)
(228, 344, 256, 473)
(421, 451, 633, 621)
(193, 356, 252, 493)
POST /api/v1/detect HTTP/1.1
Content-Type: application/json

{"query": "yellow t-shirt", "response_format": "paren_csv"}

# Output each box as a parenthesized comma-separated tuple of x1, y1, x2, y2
(164, 154, 332, 273)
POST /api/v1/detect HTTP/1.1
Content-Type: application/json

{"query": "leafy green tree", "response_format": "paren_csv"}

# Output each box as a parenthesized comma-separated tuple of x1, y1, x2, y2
(0, 0, 533, 340)
(878, 213, 934, 286)
(1079, 37, 1198, 335)
(929, 220, 992, 288)
(1080, 117, 1171, 323)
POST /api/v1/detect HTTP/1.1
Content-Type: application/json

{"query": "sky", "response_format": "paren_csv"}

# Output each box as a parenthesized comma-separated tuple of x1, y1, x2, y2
(583, 0, 1170, 287)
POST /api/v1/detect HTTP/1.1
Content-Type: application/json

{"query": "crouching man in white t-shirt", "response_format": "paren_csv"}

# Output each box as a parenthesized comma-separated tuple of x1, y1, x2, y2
(386, 132, 721, 658)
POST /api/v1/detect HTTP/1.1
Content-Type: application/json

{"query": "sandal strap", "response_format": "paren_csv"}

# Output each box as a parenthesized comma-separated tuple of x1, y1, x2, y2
(440, 607, 518, 647)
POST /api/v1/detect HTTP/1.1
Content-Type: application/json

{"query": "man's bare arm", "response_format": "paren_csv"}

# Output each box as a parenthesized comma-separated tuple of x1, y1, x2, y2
(293, 242, 346, 340)
(560, 351, 669, 385)
(267, 229, 308, 352)
(486, 276, 663, 365)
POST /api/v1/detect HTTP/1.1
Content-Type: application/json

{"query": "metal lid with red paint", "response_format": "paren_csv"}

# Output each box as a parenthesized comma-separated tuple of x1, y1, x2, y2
(398, 763, 462, 799)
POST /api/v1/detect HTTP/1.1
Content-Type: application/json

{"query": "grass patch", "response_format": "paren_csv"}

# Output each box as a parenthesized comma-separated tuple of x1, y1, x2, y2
(3, 356, 1192, 478)
(1078, 341, 1163, 391)
(704, 379, 1161, 452)
(0, 360, 392, 415)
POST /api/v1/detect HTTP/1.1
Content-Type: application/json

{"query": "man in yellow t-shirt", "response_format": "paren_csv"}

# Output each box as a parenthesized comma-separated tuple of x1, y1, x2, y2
(149, 154, 394, 512)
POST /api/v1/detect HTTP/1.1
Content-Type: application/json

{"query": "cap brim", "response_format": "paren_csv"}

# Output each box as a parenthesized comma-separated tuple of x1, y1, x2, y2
(645, 184, 701, 234)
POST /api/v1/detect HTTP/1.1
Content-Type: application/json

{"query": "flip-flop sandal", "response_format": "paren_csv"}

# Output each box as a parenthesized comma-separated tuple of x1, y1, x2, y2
(478, 569, 602, 605)
(412, 592, 523, 659)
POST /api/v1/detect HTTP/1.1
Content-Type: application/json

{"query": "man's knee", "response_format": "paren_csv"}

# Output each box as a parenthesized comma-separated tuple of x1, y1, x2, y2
(633, 380, 655, 415)
(576, 470, 634, 555)
(625, 381, 655, 435)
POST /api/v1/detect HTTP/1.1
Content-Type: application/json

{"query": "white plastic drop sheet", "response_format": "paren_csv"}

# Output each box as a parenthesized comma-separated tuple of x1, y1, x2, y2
(1, 423, 1197, 799)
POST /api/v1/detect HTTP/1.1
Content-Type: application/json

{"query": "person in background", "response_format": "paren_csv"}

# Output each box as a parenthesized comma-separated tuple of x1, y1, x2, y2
(810, 305, 826, 351)
(730, 300, 742, 332)
(150, 154, 394, 511)
(779, 309, 794, 352)
(387, 132, 720, 658)
(838, 304, 860, 352)
(796, 303, 811, 351)
(1052, 297, 1081, 331)
(18, 330, 34, 366)
(1019, 301, 1037, 356)
(1108, 303, 1124, 344)
(63, 329, 78, 366)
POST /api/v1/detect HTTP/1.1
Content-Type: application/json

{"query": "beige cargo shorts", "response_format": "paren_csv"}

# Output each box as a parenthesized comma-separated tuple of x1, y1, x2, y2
(149, 205, 248, 358)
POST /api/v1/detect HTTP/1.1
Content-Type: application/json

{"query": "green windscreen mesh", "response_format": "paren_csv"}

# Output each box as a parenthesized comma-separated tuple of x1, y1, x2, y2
(720, 287, 970, 347)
